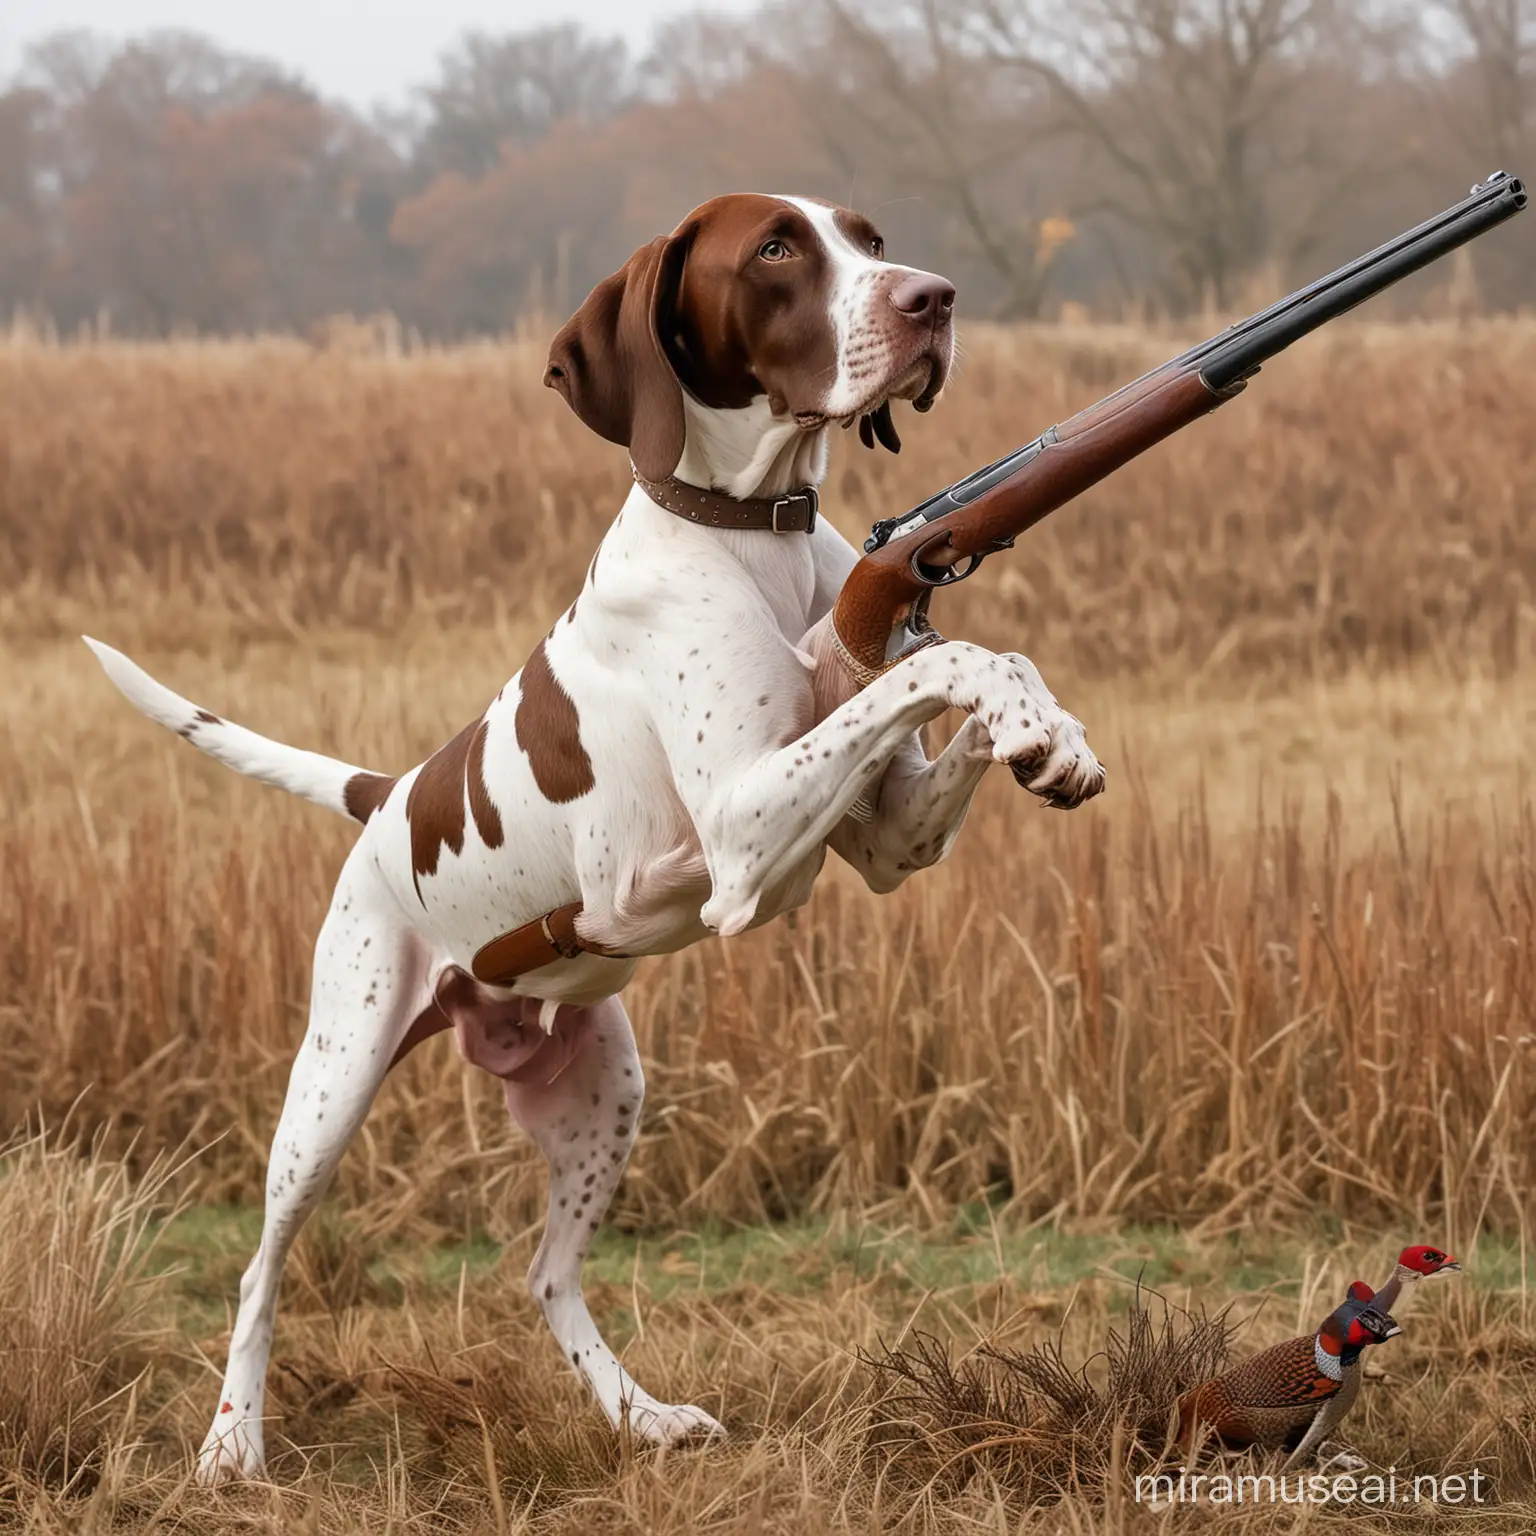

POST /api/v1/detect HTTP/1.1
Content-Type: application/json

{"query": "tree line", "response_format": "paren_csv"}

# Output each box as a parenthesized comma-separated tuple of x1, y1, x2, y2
(0, 0, 1529, 336)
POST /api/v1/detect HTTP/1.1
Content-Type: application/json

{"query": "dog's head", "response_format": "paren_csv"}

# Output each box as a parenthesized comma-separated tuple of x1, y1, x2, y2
(545, 194, 956, 484)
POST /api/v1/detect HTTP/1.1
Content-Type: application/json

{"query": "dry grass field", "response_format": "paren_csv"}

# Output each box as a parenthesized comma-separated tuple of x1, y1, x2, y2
(2, 319, 1534, 1531)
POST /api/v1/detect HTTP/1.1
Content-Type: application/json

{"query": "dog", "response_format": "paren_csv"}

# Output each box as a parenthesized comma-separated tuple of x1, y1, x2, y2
(87, 193, 1105, 1481)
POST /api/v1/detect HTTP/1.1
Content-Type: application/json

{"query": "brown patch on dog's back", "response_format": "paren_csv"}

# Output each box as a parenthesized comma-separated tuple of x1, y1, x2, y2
(406, 724, 475, 898)
(467, 718, 504, 849)
(406, 714, 506, 899)
(344, 771, 397, 824)
(515, 642, 595, 803)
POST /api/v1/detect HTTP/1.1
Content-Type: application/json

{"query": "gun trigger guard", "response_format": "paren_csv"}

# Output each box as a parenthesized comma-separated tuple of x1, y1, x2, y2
(910, 531, 989, 588)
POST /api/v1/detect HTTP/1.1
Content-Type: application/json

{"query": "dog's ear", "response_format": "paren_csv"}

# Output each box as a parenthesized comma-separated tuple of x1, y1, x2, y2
(545, 230, 693, 482)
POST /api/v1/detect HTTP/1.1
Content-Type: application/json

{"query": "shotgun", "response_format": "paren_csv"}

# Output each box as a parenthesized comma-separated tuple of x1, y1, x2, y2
(803, 170, 1526, 718)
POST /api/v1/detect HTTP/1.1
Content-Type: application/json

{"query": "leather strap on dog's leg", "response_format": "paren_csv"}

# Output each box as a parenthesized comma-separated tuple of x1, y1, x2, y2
(472, 903, 630, 986)
(472, 901, 597, 986)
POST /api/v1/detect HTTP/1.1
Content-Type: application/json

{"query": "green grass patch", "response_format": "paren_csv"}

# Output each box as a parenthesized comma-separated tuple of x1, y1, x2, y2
(149, 1204, 1524, 1321)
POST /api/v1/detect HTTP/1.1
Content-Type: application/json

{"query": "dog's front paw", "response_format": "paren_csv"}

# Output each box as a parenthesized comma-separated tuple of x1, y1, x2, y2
(1009, 709, 1105, 809)
(982, 698, 1055, 773)
(994, 653, 1105, 810)
(699, 888, 759, 939)
(626, 1398, 726, 1446)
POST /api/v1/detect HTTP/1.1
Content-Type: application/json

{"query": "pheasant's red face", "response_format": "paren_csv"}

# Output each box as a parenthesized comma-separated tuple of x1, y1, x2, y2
(1348, 1311, 1401, 1346)
(1399, 1244, 1460, 1277)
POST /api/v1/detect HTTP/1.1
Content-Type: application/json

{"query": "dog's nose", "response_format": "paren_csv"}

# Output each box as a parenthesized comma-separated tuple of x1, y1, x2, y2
(889, 274, 956, 320)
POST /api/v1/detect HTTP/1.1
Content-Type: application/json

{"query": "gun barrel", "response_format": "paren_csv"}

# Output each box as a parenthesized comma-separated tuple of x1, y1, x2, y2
(1200, 171, 1525, 390)
(818, 168, 1527, 717)
(861, 171, 1525, 559)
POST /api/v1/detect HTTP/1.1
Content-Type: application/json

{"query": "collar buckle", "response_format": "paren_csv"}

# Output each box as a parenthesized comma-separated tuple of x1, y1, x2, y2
(772, 488, 818, 534)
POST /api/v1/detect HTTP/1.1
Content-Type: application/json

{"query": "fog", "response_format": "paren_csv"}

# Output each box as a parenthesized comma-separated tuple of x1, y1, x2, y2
(0, 0, 761, 105)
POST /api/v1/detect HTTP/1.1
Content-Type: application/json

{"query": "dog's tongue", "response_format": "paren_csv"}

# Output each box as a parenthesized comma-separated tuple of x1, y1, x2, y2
(858, 401, 901, 454)
(870, 400, 902, 453)
(860, 402, 903, 448)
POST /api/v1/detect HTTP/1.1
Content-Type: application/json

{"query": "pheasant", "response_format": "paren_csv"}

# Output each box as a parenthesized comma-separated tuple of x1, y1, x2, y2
(1176, 1293, 1401, 1467)
(1354, 1243, 1460, 1313)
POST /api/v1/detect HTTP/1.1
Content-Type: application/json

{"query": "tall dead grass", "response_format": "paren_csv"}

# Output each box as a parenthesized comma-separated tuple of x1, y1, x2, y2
(7, 1205, 1528, 1532)
(1, 332, 1533, 1237)
(0, 1128, 177, 1488)
(3, 320, 1533, 677)
(5, 712, 1531, 1237)
(2, 320, 1535, 1528)
(862, 1294, 1236, 1505)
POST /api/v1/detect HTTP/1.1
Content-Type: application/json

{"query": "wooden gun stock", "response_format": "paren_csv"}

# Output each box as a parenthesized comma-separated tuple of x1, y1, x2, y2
(822, 368, 1233, 684)
(803, 169, 1526, 722)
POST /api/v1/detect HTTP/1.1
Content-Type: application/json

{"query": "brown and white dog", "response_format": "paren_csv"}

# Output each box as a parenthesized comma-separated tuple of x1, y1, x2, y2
(87, 194, 1104, 1481)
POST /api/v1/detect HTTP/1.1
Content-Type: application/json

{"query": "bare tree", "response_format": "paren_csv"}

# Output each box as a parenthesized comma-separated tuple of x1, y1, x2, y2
(1426, 1, 1534, 164)
(8, 29, 401, 332)
(414, 26, 632, 180)
(1, 6, 1529, 332)
(792, 0, 1080, 318)
(0, 87, 50, 313)
(641, 10, 761, 98)
(970, 0, 1407, 308)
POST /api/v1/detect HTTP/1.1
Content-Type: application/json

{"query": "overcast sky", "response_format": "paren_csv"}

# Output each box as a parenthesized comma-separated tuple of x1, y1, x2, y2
(0, 1, 762, 108)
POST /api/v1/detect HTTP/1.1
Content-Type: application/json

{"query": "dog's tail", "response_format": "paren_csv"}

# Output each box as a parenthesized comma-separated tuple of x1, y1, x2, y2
(84, 637, 393, 824)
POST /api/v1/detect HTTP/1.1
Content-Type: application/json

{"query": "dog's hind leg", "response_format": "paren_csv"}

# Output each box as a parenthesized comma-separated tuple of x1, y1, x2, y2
(502, 994, 723, 1444)
(196, 849, 430, 1484)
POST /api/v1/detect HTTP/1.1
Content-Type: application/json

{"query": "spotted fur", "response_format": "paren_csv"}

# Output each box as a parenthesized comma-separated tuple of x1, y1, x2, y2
(85, 192, 1105, 1484)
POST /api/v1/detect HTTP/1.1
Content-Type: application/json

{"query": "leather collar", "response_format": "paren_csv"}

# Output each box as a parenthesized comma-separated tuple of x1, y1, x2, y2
(634, 471, 818, 533)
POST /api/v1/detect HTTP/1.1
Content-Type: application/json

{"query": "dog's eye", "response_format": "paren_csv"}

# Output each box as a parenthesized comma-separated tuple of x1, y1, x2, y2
(758, 239, 790, 262)
(870, 236, 884, 259)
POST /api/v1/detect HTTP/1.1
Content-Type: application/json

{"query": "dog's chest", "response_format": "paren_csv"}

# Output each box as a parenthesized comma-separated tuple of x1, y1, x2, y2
(371, 506, 826, 986)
